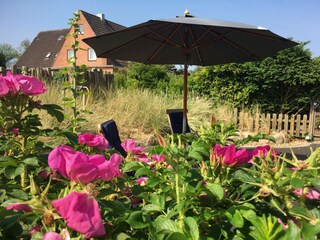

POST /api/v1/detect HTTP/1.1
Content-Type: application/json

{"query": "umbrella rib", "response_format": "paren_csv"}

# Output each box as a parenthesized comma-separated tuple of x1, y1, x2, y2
(203, 28, 261, 60)
(98, 22, 177, 57)
(188, 25, 204, 65)
(145, 25, 181, 64)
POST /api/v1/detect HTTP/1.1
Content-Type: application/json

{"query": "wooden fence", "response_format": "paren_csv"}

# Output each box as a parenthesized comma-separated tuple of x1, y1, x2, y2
(0, 66, 115, 90)
(0, 66, 313, 138)
(233, 108, 310, 138)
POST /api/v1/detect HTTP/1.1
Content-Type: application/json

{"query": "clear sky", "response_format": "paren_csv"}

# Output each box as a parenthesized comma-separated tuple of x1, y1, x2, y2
(1, 0, 319, 57)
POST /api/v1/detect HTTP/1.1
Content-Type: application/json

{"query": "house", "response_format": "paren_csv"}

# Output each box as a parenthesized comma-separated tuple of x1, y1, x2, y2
(15, 10, 126, 73)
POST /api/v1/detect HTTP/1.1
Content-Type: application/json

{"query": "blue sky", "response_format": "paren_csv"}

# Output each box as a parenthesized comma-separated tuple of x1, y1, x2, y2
(1, 0, 320, 57)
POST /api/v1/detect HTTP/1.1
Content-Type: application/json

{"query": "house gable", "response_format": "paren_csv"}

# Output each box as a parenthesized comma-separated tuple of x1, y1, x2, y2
(53, 10, 127, 73)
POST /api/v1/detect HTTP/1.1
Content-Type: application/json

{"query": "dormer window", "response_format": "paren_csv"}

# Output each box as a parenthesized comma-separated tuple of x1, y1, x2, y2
(58, 35, 64, 41)
(44, 52, 51, 59)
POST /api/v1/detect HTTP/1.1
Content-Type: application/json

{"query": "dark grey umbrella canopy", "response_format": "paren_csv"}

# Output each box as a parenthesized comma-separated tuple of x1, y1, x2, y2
(84, 15, 296, 66)
(84, 13, 296, 133)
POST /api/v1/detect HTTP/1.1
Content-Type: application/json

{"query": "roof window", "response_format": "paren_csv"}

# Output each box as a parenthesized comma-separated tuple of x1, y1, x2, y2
(58, 35, 64, 41)
(44, 52, 51, 59)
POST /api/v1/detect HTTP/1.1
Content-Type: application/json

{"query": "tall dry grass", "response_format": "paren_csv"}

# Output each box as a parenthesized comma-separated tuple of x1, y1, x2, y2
(37, 82, 263, 143)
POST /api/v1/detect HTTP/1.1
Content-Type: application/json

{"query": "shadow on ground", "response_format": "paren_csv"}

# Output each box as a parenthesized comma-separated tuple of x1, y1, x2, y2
(245, 143, 320, 160)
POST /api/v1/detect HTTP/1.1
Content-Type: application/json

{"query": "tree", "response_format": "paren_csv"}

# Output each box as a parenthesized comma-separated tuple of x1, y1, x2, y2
(251, 42, 320, 114)
(190, 41, 320, 114)
(18, 39, 30, 55)
(0, 43, 19, 67)
(126, 62, 170, 90)
(190, 63, 258, 106)
(0, 52, 5, 68)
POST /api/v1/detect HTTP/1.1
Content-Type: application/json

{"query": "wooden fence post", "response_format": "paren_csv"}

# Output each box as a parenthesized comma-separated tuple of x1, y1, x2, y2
(295, 114, 301, 136)
(289, 115, 295, 136)
(277, 113, 283, 131)
(233, 108, 238, 128)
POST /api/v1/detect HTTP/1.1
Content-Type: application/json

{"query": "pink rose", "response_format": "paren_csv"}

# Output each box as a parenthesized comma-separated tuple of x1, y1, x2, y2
(0, 75, 10, 97)
(151, 154, 165, 163)
(6, 203, 32, 212)
(212, 144, 252, 167)
(3, 71, 20, 94)
(252, 145, 279, 159)
(136, 177, 148, 186)
(48, 145, 122, 183)
(292, 188, 320, 200)
(29, 225, 41, 235)
(12, 128, 19, 135)
(78, 132, 108, 150)
(15, 74, 46, 95)
(52, 192, 105, 238)
(137, 153, 149, 163)
(121, 139, 143, 154)
(43, 232, 63, 240)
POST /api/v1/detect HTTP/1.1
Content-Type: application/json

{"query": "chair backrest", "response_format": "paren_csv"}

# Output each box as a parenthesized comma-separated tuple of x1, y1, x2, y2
(166, 109, 191, 134)
(100, 120, 127, 157)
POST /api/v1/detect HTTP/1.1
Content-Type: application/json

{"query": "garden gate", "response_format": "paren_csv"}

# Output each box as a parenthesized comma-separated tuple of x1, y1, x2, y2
(309, 99, 320, 139)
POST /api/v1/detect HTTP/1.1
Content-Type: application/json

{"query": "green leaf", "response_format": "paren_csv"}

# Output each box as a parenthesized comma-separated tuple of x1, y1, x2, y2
(0, 214, 21, 230)
(115, 232, 131, 240)
(142, 204, 162, 213)
(188, 151, 203, 161)
(122, 162, 143, 172)
(134, 167, 155, 178)
(234, 169, 258, 182)
(167, 232, 189, 240)
(184, 217, 199, 240)
(126, 211, 148, 229)
(155, 219, 182, 234)
(41, 104, 64, 122)
(308, 178, 320, 188)
(206, 183, 224, 200)
(7, 189, 29, 200)
(249, 215, 287, 240)
(23, 157, 39, 167)
(58, 131, 78, 145)
(301, 221, 320, 239)
(290, 178, 304, 189)
(225, 208, 244, 228)
(4, 164, 25, 179)
(286, 220, 301, 240)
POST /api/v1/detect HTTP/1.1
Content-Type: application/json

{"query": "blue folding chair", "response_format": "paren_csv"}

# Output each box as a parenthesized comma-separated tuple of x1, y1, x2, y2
(100, 120, 127, 157)
(166, 109, 191, 134)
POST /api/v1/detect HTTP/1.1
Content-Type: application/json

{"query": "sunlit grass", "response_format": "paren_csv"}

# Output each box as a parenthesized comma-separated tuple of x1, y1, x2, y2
(37, 82, 263, 143)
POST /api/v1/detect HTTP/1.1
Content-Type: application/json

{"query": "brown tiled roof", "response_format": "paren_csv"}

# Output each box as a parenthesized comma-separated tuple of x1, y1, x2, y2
(81, 10, 126, 36)
(15, 29, 69, 68)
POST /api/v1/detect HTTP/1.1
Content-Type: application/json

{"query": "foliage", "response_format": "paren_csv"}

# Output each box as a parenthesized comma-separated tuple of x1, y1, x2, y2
(190, 41, 320, 114)
(126, 62, 170, 90)
(61, 11, 90, 133)
(1, 70, 320, 239)
(0, 43, 19, 67)
(17, 39, 30, 56)
(0, 52, 5, 68)
(191, 63, 257, 106)
(252, 43, 320, 113)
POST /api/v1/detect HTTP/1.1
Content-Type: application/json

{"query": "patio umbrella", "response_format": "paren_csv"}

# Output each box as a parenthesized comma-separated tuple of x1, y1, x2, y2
(84, 10, 297, 133)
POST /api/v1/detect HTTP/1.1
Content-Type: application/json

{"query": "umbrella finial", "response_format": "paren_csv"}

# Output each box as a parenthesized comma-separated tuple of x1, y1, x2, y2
(184, 9, 191, 17)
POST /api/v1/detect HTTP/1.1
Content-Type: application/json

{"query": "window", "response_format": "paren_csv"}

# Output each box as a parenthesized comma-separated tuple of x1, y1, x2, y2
(58, 35, 64, 41)
(88, 48, 97, 61)
(67, 49, 74, 60)
(44, 52, 51, 59)
(78, 24, 84, 34)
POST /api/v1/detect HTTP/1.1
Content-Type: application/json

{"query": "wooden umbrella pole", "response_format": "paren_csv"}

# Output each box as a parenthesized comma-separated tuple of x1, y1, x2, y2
(183, 63, 188, 134)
